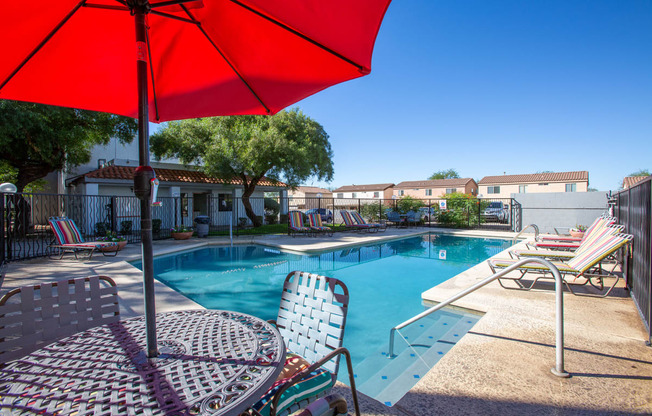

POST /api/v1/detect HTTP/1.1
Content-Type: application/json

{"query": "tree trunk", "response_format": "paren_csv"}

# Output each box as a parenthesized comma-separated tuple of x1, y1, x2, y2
(240, 174, 263, 227)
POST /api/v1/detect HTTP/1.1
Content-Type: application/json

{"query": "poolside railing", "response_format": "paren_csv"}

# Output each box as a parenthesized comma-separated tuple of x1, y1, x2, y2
(387, 257, 569, 378)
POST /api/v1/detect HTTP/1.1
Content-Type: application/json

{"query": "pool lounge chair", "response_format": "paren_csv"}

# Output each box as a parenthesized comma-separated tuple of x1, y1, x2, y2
(307, 213, 333, 237)
(47, 217, 118, 259)
(489, 233, 633, 297)
(526, 216, 618, 251)
(537, 215, 615, 242)
(514, 224, 625, 260)
(289, 211, 312, 237)
(349, 210, 386, 232)
(340, 210, 377, 232)
(250, 271, 358, 416)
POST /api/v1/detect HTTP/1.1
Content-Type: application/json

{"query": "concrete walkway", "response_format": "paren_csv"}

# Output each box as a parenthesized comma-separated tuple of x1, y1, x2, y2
(3, 228, 651, 415)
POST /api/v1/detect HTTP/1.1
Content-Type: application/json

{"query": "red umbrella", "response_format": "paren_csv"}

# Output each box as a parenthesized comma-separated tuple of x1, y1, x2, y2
(0, 0, 391, 357)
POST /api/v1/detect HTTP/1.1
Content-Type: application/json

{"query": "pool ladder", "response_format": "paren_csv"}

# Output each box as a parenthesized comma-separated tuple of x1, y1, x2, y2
(387, 257, 569, 378)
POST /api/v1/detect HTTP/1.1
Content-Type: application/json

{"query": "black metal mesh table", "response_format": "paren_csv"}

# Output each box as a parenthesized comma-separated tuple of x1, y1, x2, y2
(0, 310, 285, 415)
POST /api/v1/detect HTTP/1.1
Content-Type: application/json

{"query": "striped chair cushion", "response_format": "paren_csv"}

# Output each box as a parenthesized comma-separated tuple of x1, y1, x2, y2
(307, 213, 322, 227)
(289, 212, 309, 231)
(567, 234, 630, 273)
(252, 353, 334, 416)
(49, 218, 85, 244)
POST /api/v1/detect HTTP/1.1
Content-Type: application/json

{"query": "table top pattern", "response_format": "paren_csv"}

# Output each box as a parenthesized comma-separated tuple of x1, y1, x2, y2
(0, 310, 284, 416)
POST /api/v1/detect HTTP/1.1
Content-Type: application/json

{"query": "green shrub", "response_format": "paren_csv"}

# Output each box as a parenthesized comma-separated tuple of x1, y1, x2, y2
(437, 193, 485, 228)
(396, 196, 425, 214)
(94, 221, 110, 236)
(280, 214, 288, 225)
(120, 220, 133, 235)
(238, 217, 248, 228)
(152, 219, 162, 234)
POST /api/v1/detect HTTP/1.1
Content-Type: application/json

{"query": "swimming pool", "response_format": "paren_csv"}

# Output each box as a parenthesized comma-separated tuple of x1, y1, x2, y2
(134, 233, 512, 405)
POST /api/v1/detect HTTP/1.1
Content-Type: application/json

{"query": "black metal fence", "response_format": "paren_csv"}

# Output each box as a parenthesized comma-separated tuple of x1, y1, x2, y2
(613, 177, 652, 345)
(0, 192, 521, 262)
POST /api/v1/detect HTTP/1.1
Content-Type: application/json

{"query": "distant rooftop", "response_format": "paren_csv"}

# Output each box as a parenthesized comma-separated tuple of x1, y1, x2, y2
(292, 186, 332, 194)
(478, 171, 588, 185)
(333, 183, 394, 192)
(622, 175, 649, 189)
(70, 165, 285, 187)
(394, 178, 476, 189)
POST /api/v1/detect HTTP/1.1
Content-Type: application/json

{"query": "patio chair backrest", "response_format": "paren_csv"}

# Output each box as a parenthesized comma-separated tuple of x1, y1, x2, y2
(276, 271, 349, 374)
(307, 213, 323, 227)
(567, 233, 632, 273)
(387, 210, 401, 222)
(289, 211, 305, 228)
(349, 211, 367, 225)
(49, 217, 85, 245)
(0, 275, 120, 364)
(575, 224, 624, 254)
(340, 210, 354, 226)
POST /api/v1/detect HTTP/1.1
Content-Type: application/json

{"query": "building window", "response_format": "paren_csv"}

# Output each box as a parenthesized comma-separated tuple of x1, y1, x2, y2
(539, 183, 549, 186)
(373, 191, 379, 198)
(565, 183, 576, 192)
(487, 186, 500, 194)
(337, 193, 343, 199)
(399, 190, 404, 196)
(425, 189, 432, 196)
(519, 185, 527, 193)
(352, 192, 357, 198)
(445, 188, 457, 194)
(218, 193, 232, 212)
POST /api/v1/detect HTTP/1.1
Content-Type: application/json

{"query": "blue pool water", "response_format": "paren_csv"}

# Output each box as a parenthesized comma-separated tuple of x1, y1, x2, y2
(133, 233, 512, 404)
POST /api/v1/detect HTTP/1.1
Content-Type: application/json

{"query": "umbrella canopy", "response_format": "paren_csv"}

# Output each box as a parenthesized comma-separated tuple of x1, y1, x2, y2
(1, 0, 391, 120)
(0, 0, 391, 358)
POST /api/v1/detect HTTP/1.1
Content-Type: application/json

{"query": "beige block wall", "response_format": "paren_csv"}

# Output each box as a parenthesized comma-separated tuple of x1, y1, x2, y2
(479, 181, 588, 198)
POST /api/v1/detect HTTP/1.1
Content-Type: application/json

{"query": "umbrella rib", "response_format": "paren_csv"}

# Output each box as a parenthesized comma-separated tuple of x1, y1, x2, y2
(145, 28, 160, 122)
(229, 0, 368, 73)
(180, 4, 272, 114)
(0, 0, 87, 92)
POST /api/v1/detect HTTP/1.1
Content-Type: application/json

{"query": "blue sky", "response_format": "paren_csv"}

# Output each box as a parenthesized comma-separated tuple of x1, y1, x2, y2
(291, 0, 652, 192)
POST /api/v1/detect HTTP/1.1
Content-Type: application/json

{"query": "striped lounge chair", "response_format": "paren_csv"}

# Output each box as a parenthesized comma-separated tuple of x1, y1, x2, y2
(288, 211, 312, 237)
(307, 213, 333, 237)
(489, 232, 633, 297)
(340, 210, 376, 232)
(350, 211, 386, 232)
(513, 223, 625, 261)
(526, 216, 617, 251)
(48, 217, 118, 259)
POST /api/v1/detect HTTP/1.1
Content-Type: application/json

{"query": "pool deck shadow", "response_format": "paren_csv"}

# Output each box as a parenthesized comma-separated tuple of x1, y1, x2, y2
(2, 228, 651, 415)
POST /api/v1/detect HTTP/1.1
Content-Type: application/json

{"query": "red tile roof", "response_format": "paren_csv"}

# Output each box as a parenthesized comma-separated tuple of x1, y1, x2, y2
(293, 186, 332, 194)
(333, 183, 394, 192)
(394, 178, 476, 189)
(478, 171, 588, 185)
(74, 165, 285, 187)
(622, 175, 649, 189)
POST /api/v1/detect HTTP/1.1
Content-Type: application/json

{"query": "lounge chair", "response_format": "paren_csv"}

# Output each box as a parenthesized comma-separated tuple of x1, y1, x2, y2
(349, 210, 386, 232)
(537, 215, 615, 242)
(489, 233, 633, 297)
(250, 271, 358, 416)
(514, 224, 625, 260)
(340, 210, 377, 232)
(307, 213, 333, 237)
(47, 217, 118, 259)
(385, 210, 406, 227)
(526, 216, 618, 251)
(288, 211, 312, 237)
(0, 276, 120, 363)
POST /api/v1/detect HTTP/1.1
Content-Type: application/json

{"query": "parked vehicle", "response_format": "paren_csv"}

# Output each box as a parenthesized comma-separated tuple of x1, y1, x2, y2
(305, 208, 333, 223)
(482, 201, 509, 223)
(419, 207, 438, 222)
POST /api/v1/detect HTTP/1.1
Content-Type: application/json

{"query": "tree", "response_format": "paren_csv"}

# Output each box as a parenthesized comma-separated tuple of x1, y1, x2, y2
(429, 169, 460, 180)
(150, 109, 334, 227)
(0, 100, 137, 192)
(628, 169, 650, 177)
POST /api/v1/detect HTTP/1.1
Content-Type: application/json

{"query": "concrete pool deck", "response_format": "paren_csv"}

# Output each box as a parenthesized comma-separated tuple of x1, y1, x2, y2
(2, 228, 651, 415)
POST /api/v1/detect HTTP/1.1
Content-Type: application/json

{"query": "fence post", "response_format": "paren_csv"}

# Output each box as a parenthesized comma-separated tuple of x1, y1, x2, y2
(0, 194, 4, 263)
(110, 196, 117, 233)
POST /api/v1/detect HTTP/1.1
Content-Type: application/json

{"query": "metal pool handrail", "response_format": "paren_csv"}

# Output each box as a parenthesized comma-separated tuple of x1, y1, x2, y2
(387, 257, 570, 378)
(512, 223, 540, 243)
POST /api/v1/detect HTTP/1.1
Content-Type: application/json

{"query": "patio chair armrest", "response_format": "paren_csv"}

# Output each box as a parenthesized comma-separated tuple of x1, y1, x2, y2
(270, 347, 360, 416)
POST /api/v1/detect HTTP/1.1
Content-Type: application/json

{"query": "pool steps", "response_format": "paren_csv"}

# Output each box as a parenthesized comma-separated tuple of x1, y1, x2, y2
(352, 311, 480, 407)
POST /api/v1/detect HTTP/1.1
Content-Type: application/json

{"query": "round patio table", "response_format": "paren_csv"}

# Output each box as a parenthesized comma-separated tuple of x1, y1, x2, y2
(0, 309, 285, 416)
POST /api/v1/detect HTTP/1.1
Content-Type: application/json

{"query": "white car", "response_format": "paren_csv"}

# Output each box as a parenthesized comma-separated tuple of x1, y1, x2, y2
(482, 202, 509, 223)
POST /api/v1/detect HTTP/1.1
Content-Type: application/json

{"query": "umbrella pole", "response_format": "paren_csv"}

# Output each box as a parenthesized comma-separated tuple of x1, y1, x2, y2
(134, 6, 158, 358)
